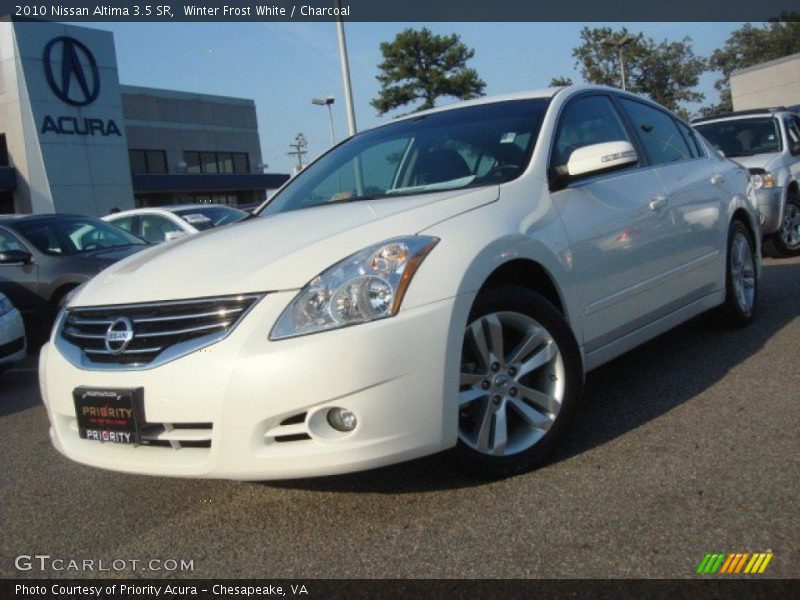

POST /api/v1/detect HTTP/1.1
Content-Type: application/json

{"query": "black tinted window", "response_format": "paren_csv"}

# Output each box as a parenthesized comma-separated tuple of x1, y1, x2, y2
(694, 117, 781, 157)
(675, 120, 703, 158)
(619, 98, 692, 165)
(552, 95, 632, 167)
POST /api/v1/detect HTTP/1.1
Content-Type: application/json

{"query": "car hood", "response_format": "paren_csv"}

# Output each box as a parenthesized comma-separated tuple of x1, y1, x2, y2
(72, 186, 499, 306)
(729, 153, 781, 171)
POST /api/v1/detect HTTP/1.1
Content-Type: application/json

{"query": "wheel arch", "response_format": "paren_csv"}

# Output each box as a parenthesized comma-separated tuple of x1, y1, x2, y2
(478, 258, 566, 318)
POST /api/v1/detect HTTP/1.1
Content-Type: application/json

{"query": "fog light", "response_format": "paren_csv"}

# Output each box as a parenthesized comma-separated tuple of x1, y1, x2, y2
(327, 407, 357, 432)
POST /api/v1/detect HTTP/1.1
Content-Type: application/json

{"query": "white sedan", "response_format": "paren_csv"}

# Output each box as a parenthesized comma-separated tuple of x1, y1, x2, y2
(103, 204, 248, 244)
(0, 292, 26, 373)
(40, 85, 759, 480)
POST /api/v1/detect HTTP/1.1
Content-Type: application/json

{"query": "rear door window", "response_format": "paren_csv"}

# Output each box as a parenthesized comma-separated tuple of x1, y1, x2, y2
(618, 98, 692, 165)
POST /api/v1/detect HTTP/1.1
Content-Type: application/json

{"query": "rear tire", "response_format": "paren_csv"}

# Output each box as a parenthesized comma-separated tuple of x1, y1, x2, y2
(716, 219, 757, 328)
(767, 193, 800, 257)
(454, 285, 583, 479)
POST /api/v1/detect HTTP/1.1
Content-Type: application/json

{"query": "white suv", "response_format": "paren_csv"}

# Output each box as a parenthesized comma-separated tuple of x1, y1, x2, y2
(694, 108, 800, 256)
(40, 85, 760, 480)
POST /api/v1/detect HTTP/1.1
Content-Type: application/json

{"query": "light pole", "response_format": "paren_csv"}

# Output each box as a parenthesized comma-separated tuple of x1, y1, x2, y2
(334, 0, 356, 136)
(602, 35, 634, 91)
(312, 96, 336, 146)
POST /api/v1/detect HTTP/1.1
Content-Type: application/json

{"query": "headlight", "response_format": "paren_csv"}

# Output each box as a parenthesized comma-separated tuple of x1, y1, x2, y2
(750, 171, 777, 189)
(270, 236, 439, 340)
(0, 294, 13, 317)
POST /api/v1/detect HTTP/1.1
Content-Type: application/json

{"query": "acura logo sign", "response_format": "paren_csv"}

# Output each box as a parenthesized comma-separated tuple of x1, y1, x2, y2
(43, 36, 100, 106)
(105, 318, 134, 355)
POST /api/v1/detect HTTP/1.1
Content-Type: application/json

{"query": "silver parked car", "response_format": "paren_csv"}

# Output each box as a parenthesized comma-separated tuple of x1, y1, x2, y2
(694, 108, 800, 256)
(0, 214, 149, 341)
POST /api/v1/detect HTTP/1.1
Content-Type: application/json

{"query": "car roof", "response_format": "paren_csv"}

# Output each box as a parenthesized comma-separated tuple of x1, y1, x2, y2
(369, 84, 672, 130)
(692, 108, 794, 125)
(0, 213, 96, 226)
(106, 205, 242, 218)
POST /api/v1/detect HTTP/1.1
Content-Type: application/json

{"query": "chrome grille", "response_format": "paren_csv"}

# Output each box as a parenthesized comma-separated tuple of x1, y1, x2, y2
(58, 294, 263, 369)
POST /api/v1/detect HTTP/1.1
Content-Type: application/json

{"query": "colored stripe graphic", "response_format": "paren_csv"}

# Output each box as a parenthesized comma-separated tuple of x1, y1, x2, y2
(696, 554, 712, 574)
(711, 553, 726, 573)
(744, 554, 761, 573)
(758, 553, 774, 573)
(734, 553, 750, 573)
(700, 552, 774, 574)
(720, 554, 736, 573)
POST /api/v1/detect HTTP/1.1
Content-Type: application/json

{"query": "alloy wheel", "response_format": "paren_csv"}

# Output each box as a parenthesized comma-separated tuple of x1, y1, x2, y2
(458, 311, 565, 456)
(779, 201, 800, 250)
(730, 230, 756, 314)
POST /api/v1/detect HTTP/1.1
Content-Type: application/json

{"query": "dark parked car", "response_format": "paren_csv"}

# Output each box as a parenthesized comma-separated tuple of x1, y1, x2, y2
(0, 214, 149, 341)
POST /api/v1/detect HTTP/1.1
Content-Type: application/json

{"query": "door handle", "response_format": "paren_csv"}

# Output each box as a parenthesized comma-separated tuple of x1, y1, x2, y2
(649, 195, 669, 212)
(710, 173, 725, 185)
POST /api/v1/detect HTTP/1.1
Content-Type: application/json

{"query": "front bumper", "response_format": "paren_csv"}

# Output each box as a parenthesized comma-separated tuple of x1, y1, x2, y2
(39, 292, 461, 480)
(755, 186, 784, 235)
(0, 309, 26, 366)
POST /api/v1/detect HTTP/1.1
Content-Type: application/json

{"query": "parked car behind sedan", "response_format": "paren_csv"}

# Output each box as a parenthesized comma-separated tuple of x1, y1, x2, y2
(0, 292, 25, 373)
(0, 214, 149, 342)
(693, 108, 800, 256)
(41, 85, 760, 480)
(103, 204, 249, 244)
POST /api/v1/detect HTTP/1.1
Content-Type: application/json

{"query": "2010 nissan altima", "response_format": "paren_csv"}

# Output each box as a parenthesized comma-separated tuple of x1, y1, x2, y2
(39, 85, 760, 480)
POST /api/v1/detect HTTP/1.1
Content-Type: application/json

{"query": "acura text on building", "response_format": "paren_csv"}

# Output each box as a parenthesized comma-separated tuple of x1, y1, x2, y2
(40, 36, 122, 137)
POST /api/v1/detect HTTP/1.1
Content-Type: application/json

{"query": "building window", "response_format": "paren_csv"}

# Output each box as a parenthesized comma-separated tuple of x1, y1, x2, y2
(184, 151, 202, 174)
(233, 153, 250, 174)
(183, 151, 251, 174)
(217, 152, 233, 173)
(129, 149, 168, 174)
(146, 150, 167, 173)
(201, 152, 218, 174)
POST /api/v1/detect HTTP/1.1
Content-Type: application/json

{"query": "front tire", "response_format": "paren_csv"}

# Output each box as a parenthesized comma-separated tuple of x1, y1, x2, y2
(768, 193, 800, 257)
(717, 219, 757, 327)
(455, 285, 583, 478)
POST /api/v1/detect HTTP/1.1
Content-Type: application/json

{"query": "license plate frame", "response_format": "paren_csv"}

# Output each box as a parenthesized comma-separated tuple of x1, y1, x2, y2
(73, 387, 144, 445)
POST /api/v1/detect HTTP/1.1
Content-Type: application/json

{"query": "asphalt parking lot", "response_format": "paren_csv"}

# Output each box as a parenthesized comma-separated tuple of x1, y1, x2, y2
(1, 256, 798, 580)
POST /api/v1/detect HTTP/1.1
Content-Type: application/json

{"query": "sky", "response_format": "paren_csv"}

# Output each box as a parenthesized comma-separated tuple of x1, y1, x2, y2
(95, 21, 748, 173)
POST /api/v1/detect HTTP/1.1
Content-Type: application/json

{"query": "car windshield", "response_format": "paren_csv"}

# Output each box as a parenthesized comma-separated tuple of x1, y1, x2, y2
(695, 117, 782, 157)
(11, 216, 146, 256)
(259, 98, 550, 216)
(172, 205, 249, 231)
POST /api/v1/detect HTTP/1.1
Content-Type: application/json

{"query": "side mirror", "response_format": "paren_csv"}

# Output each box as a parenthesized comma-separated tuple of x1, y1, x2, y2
(566, 141, 638, 177)
(791, 142, 800, 156)
(164, 230, 190, 242)
(0, 249, 33, 265)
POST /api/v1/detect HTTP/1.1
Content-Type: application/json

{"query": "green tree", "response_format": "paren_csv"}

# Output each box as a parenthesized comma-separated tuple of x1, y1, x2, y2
(570, 27, 705, 115)
(549, 76, 573, 87)
(704, 13, 800, 115)
(371, 28, 486, 115)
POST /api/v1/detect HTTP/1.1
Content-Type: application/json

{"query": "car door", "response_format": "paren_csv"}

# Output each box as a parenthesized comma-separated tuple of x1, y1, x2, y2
(617, 97, 724, 303)
(549, 93, 672, 351)
(0, 226, 41, 321)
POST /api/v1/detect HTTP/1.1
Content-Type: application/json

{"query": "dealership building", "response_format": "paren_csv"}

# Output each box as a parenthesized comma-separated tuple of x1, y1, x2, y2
(0, 21, 289, 215)
(731, 52, 800, 112)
